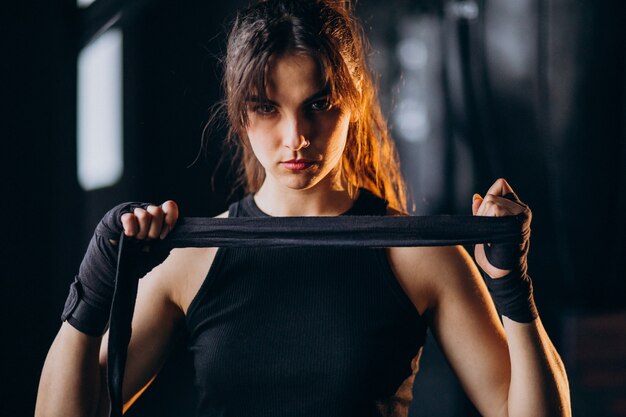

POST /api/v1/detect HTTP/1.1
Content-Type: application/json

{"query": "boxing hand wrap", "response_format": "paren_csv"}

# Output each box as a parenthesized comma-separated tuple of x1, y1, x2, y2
(481, 193, 538, 323)
(483, 271, 537, 323)
(61, 202, 169, 336)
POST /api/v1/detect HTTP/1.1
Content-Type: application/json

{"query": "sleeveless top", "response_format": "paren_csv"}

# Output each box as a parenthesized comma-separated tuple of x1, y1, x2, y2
(186, 190, 428, 417)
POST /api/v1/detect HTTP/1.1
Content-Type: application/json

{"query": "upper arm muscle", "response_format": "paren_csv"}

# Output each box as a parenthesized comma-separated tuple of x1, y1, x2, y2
(389, 245, 511, 416)
(99, 250, 187, 406)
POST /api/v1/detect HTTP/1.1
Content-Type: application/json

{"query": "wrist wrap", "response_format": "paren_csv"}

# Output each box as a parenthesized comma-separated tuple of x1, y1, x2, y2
(480, 193, 538, 323)
(483, 271, 538, 323)
(61, 202, 166, 336)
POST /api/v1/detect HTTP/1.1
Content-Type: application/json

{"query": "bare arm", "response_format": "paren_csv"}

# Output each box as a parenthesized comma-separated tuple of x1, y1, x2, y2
(35, 250, 187, 417)
(36, 323, 104, 417)
(434, 248, 570, 417)
(503, 316, 570, 416)
(390, 177, 571, 416)
(472, 179, 570, 416)
(390, 244, 570, 416)
(35, 202, 183, 417)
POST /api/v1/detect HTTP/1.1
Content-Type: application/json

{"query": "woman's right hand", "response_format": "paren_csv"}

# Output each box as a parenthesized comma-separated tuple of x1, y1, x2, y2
(113, 200, 179, 243)
(61, 200, 178, 337)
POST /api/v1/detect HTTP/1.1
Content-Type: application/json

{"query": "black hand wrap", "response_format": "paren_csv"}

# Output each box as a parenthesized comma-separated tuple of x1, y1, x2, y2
(61, 202, 169, 336)
(481, 193, 538, 323)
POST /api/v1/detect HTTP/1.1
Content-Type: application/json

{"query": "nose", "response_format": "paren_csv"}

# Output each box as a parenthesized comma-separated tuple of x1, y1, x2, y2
(282, 115, 310, 151)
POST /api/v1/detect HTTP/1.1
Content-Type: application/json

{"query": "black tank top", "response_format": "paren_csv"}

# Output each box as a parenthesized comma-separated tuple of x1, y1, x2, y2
(186, 190, 428, 417)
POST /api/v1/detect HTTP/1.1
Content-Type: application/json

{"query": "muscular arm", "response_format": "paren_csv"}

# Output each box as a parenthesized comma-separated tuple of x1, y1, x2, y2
(36, 323, 104, 417)
(503, 316, 570, 416)
(389, 245, 570, 417)
(36, 203, 224, 417)
(35, 252, 187, 417)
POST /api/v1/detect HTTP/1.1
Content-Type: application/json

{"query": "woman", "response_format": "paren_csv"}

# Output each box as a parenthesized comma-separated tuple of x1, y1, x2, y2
(36, 1, 571, 416)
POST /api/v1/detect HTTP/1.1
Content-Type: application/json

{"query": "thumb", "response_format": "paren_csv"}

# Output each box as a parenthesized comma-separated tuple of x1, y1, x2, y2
(472, 193, 483, 216)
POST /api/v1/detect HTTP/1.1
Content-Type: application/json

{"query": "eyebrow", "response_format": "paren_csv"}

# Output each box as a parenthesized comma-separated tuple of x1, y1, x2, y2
(246, 87, 331, 105)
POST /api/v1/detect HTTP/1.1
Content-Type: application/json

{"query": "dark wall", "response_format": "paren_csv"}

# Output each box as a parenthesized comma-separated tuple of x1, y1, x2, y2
(3, 1, 79, 416)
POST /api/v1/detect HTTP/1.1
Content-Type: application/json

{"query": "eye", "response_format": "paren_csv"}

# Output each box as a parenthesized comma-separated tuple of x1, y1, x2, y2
(309, 97, 332, 112)
(251, 103, 276, 115)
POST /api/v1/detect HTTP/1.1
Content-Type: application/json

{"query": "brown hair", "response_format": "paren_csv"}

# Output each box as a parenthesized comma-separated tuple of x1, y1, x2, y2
(221, 0, 408, 212)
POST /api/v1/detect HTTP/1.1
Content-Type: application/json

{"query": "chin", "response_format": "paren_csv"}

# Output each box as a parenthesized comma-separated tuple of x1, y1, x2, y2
(271, 172, 322, 191)
(281, 178, 319, 191)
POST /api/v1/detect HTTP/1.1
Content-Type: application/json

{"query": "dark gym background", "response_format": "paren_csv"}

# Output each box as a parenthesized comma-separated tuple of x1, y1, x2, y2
(3, 0, 625, 416)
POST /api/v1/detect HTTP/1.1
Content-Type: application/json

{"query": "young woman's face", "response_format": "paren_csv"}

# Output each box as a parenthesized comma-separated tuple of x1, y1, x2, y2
(245, 53, 352, 192)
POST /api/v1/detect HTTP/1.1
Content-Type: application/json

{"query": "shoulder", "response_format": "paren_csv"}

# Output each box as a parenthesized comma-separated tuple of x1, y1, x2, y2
(387, 244, 479, 316)
(384, 209, 484, 316)
(150, 210, 229, 314)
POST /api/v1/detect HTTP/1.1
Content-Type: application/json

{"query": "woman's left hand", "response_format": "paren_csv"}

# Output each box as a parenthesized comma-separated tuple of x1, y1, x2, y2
(472, 178, 531, 279)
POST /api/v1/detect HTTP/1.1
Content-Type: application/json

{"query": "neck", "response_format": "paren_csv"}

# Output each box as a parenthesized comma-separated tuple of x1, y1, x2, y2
(254, 172, 358, 217)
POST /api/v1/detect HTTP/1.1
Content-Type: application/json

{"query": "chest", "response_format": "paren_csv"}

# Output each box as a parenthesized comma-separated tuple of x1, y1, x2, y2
(186, 246, 426, 414)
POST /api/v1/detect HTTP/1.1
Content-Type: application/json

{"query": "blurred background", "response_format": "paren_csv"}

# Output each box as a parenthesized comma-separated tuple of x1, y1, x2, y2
(2, 0, 625, 416)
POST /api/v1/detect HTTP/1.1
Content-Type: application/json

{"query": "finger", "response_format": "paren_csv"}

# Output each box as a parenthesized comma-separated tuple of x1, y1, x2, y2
(477, 197, 519, 218)
(121, 213, 139, 237)
(472, 194, 483, 216)
(133, 208, 152, 240)
(160, 200, 179, 239)
(481, 193, 526, 215)
(485, 178, 515, 198)
(477, 198, 509, 217)
(146, 205, 165, 240)
(476, 199, 493, 217)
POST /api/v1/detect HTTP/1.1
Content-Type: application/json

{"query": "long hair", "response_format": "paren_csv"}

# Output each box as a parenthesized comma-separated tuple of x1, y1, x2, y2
(221, 0, 408, 212)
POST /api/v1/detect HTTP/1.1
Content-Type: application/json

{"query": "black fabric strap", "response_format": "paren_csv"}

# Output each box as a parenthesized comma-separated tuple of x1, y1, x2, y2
(107, 214, 524, 417)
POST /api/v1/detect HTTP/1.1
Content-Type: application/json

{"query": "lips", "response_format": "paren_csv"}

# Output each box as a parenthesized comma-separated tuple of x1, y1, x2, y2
(282, 159, 315, 171)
